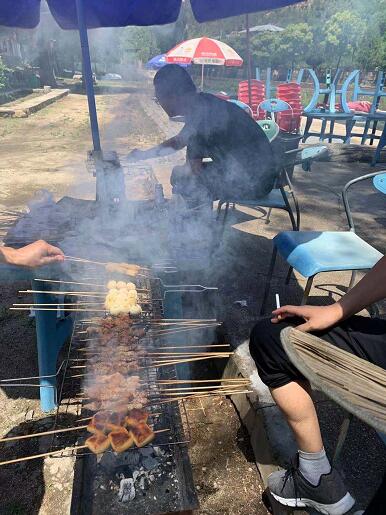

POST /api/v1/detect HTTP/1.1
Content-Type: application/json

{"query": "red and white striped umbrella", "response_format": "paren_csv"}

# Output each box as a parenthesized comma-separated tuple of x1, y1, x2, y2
(166, 37, 243, 67)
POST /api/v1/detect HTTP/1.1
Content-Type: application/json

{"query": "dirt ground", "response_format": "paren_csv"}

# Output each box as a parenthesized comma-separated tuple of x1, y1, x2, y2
(0, 85, 267, 514)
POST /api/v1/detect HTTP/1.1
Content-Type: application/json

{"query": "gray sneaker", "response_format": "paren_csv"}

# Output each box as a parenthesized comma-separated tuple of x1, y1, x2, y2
(268, 458, 355, 515)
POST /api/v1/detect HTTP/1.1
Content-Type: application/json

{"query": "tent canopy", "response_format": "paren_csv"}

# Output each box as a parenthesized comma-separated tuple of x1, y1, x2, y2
(0, 0, 304, 29)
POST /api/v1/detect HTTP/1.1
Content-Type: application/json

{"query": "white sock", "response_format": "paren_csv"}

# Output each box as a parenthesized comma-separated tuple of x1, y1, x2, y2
(298, 448, 331, 486)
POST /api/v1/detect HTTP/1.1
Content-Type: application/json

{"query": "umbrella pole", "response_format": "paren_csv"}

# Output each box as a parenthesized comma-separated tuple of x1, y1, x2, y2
(201, 64, 205, 90)
(246, 13, 252, 109)
(75, 0, 101, 153)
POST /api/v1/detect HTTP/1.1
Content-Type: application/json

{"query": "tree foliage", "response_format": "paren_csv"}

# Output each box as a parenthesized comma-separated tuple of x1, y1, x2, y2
(0, 56, 9, 91)
(323, 11, 365, 67)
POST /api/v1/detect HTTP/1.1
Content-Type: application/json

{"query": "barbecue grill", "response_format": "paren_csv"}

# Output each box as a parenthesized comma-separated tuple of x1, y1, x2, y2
(0, 255, 235, 513)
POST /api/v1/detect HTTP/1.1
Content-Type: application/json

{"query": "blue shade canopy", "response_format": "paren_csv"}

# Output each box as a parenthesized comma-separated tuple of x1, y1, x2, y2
(146, 54, 190, 70)
(0, 0, 305, 29)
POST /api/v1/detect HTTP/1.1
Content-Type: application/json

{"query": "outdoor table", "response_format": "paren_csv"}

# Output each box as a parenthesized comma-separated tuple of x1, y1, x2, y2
(302, 112, 355, 144)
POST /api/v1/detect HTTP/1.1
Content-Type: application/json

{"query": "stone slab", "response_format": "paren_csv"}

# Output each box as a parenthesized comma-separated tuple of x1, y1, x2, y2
(0, 89, 69, 117)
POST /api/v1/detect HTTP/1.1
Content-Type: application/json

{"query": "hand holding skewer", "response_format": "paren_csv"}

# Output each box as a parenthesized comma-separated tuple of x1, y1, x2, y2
(0, 240, 64, 268)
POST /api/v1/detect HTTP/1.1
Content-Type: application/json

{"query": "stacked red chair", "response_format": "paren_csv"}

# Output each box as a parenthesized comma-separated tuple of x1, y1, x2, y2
(238, 80, 265, 120)
(276, 82, 303, 133)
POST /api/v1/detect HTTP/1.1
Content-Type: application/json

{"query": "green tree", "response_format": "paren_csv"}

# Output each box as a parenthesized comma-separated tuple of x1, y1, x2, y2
(120, 27, 161, 64)
(275, 23, 313, 67)
(0, 56, 9, 91)
(323, 10, 366, 68)
(249, 31, 280, 68)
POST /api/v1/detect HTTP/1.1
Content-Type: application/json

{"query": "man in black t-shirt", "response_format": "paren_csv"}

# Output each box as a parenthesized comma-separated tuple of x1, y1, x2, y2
(129, 65, 276, 205)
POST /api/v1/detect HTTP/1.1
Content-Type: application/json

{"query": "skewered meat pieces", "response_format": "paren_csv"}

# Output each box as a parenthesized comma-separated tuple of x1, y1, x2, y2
(87, 410, 112, 433)
(127, 391, 148, 410)
(125, 408, 149, 426)
(105, 411, 126, 431)
(85, 433, 111, 454)
(105, 262, 141, 277)
(130, 422, 155, 448)
(108, 427, 134, 452)
(89, 362, 140, 375)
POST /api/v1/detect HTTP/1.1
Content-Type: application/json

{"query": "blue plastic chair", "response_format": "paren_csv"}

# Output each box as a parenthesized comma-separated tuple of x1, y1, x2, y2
(256, 119, 280, 142)
(228, 99, 254, 118)
(258, 98, 292, 122)
(260, 171, 385, 313)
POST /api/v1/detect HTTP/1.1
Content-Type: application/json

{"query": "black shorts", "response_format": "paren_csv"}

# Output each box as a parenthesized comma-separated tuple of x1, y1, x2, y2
(249, 316, 386, 389)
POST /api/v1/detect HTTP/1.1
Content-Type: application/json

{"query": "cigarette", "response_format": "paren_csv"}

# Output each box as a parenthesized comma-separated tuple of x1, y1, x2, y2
(275, 293, 282, 320)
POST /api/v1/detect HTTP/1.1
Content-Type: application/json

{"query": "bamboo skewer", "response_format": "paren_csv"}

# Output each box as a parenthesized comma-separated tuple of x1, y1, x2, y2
(148, 351, 233, 356)
(155, 390, 253, 405)
(64, 256, 150, 278)
(0, 445, 88, 467)
(150, 325, 221, 337)
(157, 378, 249, 384)
(159, 384, 249, 392)
(11, 308, 107, 312)
(0, 425, 88, 443)
(19, 290, 106, 297)
(35, 278, 105, 288)
(150, 354, 232, 367)
(71, 352, 232, 361)
(70, 353, 231, 370)
(13, 303, 104, 307)
(0, 428, 171, 467)
(154, 344, 230, 350)
(160, 388, 245, 399)
(78, 388, 249, 401)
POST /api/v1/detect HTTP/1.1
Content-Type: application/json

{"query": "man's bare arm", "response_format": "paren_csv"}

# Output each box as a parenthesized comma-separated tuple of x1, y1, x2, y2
(0, 240, 64, 268)
(128, 133, 188, 161)
(271, 255, 386, 332)
(338, 254, 386, 318)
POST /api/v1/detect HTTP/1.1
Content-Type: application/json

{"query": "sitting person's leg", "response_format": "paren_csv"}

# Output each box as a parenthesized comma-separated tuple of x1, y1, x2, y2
(249, 318, 357, 513)
(170, 163, 212, 206)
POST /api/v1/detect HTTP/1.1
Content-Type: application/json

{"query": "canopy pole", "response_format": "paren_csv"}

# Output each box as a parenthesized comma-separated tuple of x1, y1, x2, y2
(75, 0, 101, 152)
(245, 14, 252, 109)
(201, 64, 205, 90)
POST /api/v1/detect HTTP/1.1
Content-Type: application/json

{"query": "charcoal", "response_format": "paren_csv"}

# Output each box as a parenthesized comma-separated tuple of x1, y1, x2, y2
(139, 447, 153, 457)
(142, 456, 159, 471)
(118, 478, 135, 502)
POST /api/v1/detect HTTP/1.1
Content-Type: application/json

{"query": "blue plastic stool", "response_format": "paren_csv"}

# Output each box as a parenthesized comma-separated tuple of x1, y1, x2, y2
(260, 171, 385, 313)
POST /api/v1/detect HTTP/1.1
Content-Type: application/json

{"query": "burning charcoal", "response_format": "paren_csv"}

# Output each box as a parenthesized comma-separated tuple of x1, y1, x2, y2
(139, 447, 153, 457)
(142, 456, 159, 471)
(118, 478, 136, 502)
(123, 451, 141, 467)
(153, 446, 165, 457)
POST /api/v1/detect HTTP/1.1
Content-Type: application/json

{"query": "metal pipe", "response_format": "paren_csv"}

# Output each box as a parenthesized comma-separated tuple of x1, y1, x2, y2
(245, 14, 252, 108)
(75, 0, 101, 152)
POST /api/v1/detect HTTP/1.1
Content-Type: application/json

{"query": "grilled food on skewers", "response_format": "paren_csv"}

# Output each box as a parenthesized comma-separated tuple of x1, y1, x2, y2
(109, 428, 134, 452)
(85, 408, 152, 453)
(87, 410, 112, 434)
(105, 262, 142, 277)
(105, 412, 127, 432)
(85, 433, 111, 454)
(125, 408, 149, 426)
(130, 422, 155, 448)
(104, 283, 142, 316)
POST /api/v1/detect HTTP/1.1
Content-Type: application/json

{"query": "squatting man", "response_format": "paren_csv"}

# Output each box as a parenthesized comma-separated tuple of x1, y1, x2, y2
(128, 64, 276, 208)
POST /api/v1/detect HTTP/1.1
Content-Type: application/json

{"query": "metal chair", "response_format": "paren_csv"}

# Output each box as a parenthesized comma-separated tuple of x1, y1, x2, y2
(260, 171, 385, 314)
(217, 123, 327, 232)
